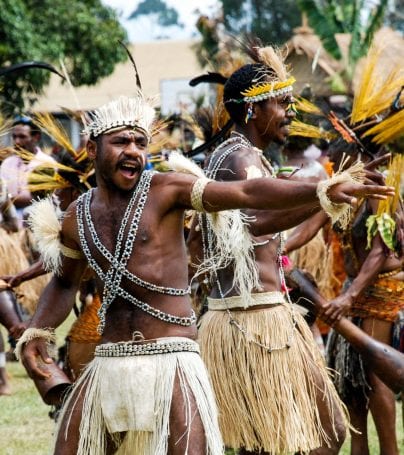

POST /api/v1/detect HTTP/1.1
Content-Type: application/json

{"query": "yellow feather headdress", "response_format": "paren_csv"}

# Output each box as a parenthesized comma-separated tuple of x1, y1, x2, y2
(228, 44, 296, 104)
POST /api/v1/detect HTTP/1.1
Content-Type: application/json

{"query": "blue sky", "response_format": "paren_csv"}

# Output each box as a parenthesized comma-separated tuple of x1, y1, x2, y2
(103, 0, 220, 42)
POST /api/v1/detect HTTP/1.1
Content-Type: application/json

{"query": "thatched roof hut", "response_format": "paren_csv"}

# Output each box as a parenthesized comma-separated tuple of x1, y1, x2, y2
(284, 21, 342, 96)
(285, 21, 404, 97)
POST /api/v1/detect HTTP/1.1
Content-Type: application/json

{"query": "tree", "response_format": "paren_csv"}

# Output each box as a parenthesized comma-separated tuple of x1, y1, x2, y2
(219, 0, 301, 45)
(0, 0, 128, 115)
(385, 0, 404, 32)
(128, 0, 184, 40)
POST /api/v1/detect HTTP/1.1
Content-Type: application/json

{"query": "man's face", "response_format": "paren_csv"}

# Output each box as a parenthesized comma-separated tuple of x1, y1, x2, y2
(12, 124, 39, 153)
(91, 128, 149, 192)
(254, 94, 296, 145)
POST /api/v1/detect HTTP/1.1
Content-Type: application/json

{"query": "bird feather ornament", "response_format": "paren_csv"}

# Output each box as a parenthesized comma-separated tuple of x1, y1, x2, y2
(167, 152, 260, 306)
(26, 197, 63, 274)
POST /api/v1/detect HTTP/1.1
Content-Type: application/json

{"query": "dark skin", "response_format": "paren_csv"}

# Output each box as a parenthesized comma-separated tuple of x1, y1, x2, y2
(285, 150, 402, 455)
(284, 153, 402, 325)
(188, 96, 395, 454)
(9, 123, 41, 208)
(20, 125, 393, 454)
(189, 96, 348, 455)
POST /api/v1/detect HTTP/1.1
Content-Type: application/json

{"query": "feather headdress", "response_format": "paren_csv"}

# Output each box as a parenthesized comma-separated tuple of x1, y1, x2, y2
(84, 92, 156, 139)
(233, 40, 295, 103)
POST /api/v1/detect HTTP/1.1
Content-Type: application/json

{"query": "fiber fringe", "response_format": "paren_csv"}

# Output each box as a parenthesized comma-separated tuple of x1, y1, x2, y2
(289, 230, 338, 300)
(57, 348, 223, 455)
(168, 151, 260, 306)
(0, 229, 48, 314)
(199, 306, 349, 453)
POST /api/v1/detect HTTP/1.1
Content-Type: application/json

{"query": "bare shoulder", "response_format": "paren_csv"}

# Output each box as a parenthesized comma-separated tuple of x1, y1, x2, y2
(151, 171, 197, 209)
(152, 171, 196, 189)
(210, 143, 262, 181)
(60, 199, 80, 248)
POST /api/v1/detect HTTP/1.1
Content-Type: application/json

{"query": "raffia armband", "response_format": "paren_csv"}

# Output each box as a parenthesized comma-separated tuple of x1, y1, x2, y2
(15, 328, 57, 360)
(60, 243, 85, 260)
(191, 177, 212, 212)
(317, 161, 365, 229)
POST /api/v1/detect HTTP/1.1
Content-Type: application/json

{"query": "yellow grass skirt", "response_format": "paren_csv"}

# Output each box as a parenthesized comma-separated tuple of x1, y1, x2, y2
(199, 301, 348, 453)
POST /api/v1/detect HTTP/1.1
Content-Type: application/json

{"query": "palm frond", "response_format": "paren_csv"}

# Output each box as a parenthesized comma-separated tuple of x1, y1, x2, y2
(362, 0, 389, 53)
(298, 0, 343, 60)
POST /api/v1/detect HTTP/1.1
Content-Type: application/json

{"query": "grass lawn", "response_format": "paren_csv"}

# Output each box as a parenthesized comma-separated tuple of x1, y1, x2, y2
(1, 313, 402, 454)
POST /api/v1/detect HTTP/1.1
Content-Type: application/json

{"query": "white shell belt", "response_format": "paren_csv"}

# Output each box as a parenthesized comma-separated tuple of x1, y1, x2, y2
(95, 338, 200, 357)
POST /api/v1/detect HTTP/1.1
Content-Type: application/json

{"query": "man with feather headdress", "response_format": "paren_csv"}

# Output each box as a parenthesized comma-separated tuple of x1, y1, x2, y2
(14, 86, 392, 454)
(186, 42, 389, 454)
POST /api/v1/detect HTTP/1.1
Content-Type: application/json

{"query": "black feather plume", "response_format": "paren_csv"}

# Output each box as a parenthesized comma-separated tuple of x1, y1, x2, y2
(189, 72, 228, 87)
(119, 40, 142, 90)
(0, 61, 65, 79)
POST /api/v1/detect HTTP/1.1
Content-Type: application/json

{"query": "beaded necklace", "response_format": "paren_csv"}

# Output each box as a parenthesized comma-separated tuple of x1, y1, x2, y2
(201, 132, 297, 353)
(77, 170, 195, 334)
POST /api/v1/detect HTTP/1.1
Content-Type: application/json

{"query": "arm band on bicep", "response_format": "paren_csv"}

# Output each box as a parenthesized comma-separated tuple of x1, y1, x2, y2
(60, 243, 85, 260)
(191, 178, 212, 212)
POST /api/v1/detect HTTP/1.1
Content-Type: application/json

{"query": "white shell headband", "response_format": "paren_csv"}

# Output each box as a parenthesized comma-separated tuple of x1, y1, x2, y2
(84, 93, 155, 138)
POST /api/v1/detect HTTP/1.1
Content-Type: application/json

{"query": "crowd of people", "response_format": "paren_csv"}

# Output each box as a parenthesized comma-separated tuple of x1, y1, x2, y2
(0, 37, 402, 455)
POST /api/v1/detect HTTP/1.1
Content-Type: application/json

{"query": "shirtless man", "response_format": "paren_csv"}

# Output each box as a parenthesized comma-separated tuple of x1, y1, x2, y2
(17, 93, 392, 455)
(188, 49, 393, 455)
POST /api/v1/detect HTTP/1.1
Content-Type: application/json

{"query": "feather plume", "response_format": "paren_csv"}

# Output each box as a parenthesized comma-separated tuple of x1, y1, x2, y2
(240, 35, 264, 63)
(289, 120, 336, 141)
(33, 112, 77, 156)
(167, 151, 205, 178)
(189, 72, 228, 87)
(26, 197, 63, 274)
(352, 43, 404, 124)
(257, 46, 289, 81)
(0, 61, 65, 79)
(119, 40, 142, 89)
(362, 109, 404, 144)
(295, 96, 323, 115)
(84, 93, 156, 138)
(376, 154, 404, 217)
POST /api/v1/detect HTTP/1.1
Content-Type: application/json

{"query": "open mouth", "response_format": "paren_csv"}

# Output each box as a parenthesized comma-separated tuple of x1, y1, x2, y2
(118, 161, 140, 178)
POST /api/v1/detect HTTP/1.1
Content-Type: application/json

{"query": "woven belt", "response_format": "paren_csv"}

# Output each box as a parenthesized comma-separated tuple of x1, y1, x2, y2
(208, 291, 286, 310)
(95, 338, 200, 357)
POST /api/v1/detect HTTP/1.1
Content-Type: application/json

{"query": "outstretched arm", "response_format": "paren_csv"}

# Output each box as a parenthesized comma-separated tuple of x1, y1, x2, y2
(0, 259, 46, 288)
(195, 175, 393, 214)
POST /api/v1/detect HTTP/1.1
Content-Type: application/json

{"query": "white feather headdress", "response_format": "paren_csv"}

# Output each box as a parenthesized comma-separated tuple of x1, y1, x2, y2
(84, 91, 156, 138)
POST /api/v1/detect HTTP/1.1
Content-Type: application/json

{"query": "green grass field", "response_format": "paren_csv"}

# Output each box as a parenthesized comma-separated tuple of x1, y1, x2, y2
(0, 314, 402, 454)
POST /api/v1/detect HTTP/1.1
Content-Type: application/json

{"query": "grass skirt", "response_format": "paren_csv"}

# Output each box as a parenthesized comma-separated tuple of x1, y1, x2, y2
(199, 303, 348, 453)
(58, 337, 223, 455)
(0, 229, 49, 314)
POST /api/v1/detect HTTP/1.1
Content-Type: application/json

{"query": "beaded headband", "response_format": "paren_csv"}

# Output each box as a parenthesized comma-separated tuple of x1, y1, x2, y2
(233, 76, 296, 104)
(225, 43, 296, 105)
(84, 93, 155, 139)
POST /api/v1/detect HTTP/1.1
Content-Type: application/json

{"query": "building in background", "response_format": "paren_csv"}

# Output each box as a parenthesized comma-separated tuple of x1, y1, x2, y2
(3, 40, 210, 149)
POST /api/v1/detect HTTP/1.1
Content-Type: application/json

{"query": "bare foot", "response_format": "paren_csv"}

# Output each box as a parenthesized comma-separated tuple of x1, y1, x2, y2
(0, 383, 11, 396)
